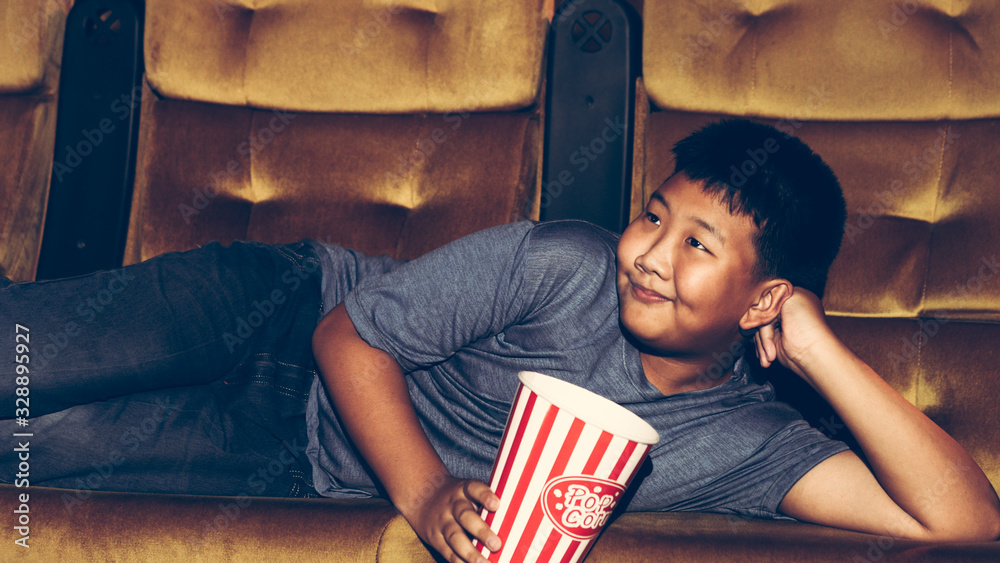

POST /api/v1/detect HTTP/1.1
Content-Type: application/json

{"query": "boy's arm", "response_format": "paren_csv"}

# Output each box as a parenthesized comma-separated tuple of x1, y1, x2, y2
(312, 304, 501, 563)
(756, 289, 1000, 542)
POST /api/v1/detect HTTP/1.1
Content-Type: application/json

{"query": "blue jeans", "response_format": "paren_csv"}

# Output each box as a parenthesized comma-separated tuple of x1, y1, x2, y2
(1, 240, 324, 499)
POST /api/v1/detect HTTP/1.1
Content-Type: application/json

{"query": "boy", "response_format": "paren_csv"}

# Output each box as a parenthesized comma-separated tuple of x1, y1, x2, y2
(308, 119, 1000, 561)
(3, 120, 998, 562)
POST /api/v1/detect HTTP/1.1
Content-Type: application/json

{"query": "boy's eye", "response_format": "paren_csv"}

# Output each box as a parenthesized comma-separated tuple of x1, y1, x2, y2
(645, 212, 660, 226)
(687, 237, 707, 251)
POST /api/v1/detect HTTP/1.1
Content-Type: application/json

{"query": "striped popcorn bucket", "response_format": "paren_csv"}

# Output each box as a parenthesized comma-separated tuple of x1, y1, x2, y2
(476, 371, 660, 563)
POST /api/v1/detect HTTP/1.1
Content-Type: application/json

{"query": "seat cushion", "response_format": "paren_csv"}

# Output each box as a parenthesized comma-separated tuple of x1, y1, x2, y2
(643, 0, 1000, 120)
(123, 81, 541, 263)
(0, 0, 69, 280)
(144, 0, 549, 114)
(3, 485, 997, 560)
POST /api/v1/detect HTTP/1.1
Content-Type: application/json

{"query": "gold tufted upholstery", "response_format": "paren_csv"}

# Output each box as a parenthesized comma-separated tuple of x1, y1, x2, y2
(3, 0, 999, 560)
(0, 0, 69, 281)
(4, 485, 996, 561)
(123, 0, 549, 264)
(144, 0, 548, 114)
(643, 0, 1000, 121)
(634, 0, 1000, 511)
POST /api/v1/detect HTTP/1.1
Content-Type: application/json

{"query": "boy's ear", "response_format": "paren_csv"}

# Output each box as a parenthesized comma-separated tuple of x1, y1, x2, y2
(739, 279, 793, 332)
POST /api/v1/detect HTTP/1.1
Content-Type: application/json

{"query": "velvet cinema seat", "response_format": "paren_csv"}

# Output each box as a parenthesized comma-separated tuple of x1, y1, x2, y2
(4, 0, 551, 560)
(0, 0, 68, 281)
(121, 0, 547, 263)
(627, 0, 1000, 559)
(3, 0, 1000, 561)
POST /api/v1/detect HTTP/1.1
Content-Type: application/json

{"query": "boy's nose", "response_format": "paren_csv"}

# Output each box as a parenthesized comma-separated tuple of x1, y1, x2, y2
(635, 244, 673, 281)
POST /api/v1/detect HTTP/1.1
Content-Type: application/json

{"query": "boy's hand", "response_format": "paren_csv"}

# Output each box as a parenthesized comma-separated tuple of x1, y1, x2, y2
(753, 287, 837, 380)
(313, 305, 502, 562)
(757, 289, 1000, 542)
(403, 476, 501, 563)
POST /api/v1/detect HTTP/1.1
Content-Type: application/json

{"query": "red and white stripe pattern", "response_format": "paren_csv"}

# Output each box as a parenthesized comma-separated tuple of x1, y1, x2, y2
(476, 382, 653, 563)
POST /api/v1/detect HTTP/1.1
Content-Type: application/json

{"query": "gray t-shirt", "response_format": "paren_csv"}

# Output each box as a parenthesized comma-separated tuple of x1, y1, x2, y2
(306, 220, 848, 519)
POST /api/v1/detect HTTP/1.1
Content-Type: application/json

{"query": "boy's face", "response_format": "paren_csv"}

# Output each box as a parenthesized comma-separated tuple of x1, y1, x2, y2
(616, 173, 765, 356)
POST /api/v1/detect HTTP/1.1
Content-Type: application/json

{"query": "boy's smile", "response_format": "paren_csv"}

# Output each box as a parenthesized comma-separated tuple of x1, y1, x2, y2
(617, 173, 769, 392)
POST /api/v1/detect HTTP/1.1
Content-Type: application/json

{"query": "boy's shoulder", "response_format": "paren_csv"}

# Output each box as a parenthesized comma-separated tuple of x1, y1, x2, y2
(523, 219, 620, 263)
(438, 220, 618, 265)
(517, 220, 621, 305)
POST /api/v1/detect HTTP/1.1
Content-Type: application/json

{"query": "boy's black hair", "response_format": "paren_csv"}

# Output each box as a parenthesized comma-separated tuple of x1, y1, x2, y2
(671, 119, 846, 299)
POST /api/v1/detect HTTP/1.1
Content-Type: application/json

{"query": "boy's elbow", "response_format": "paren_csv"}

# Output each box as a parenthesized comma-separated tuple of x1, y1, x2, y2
(983, 508, 1000, 542)
(911, 508, 1000, 543)
(930, 521, 1000, 543)
(960, 498, 1000, 542)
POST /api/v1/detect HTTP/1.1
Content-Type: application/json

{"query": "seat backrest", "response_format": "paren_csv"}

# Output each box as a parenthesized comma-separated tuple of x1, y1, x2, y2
(0, 0, 70, 281)
(636, 0, 1000, 487)
(124, 0, 550, 263)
